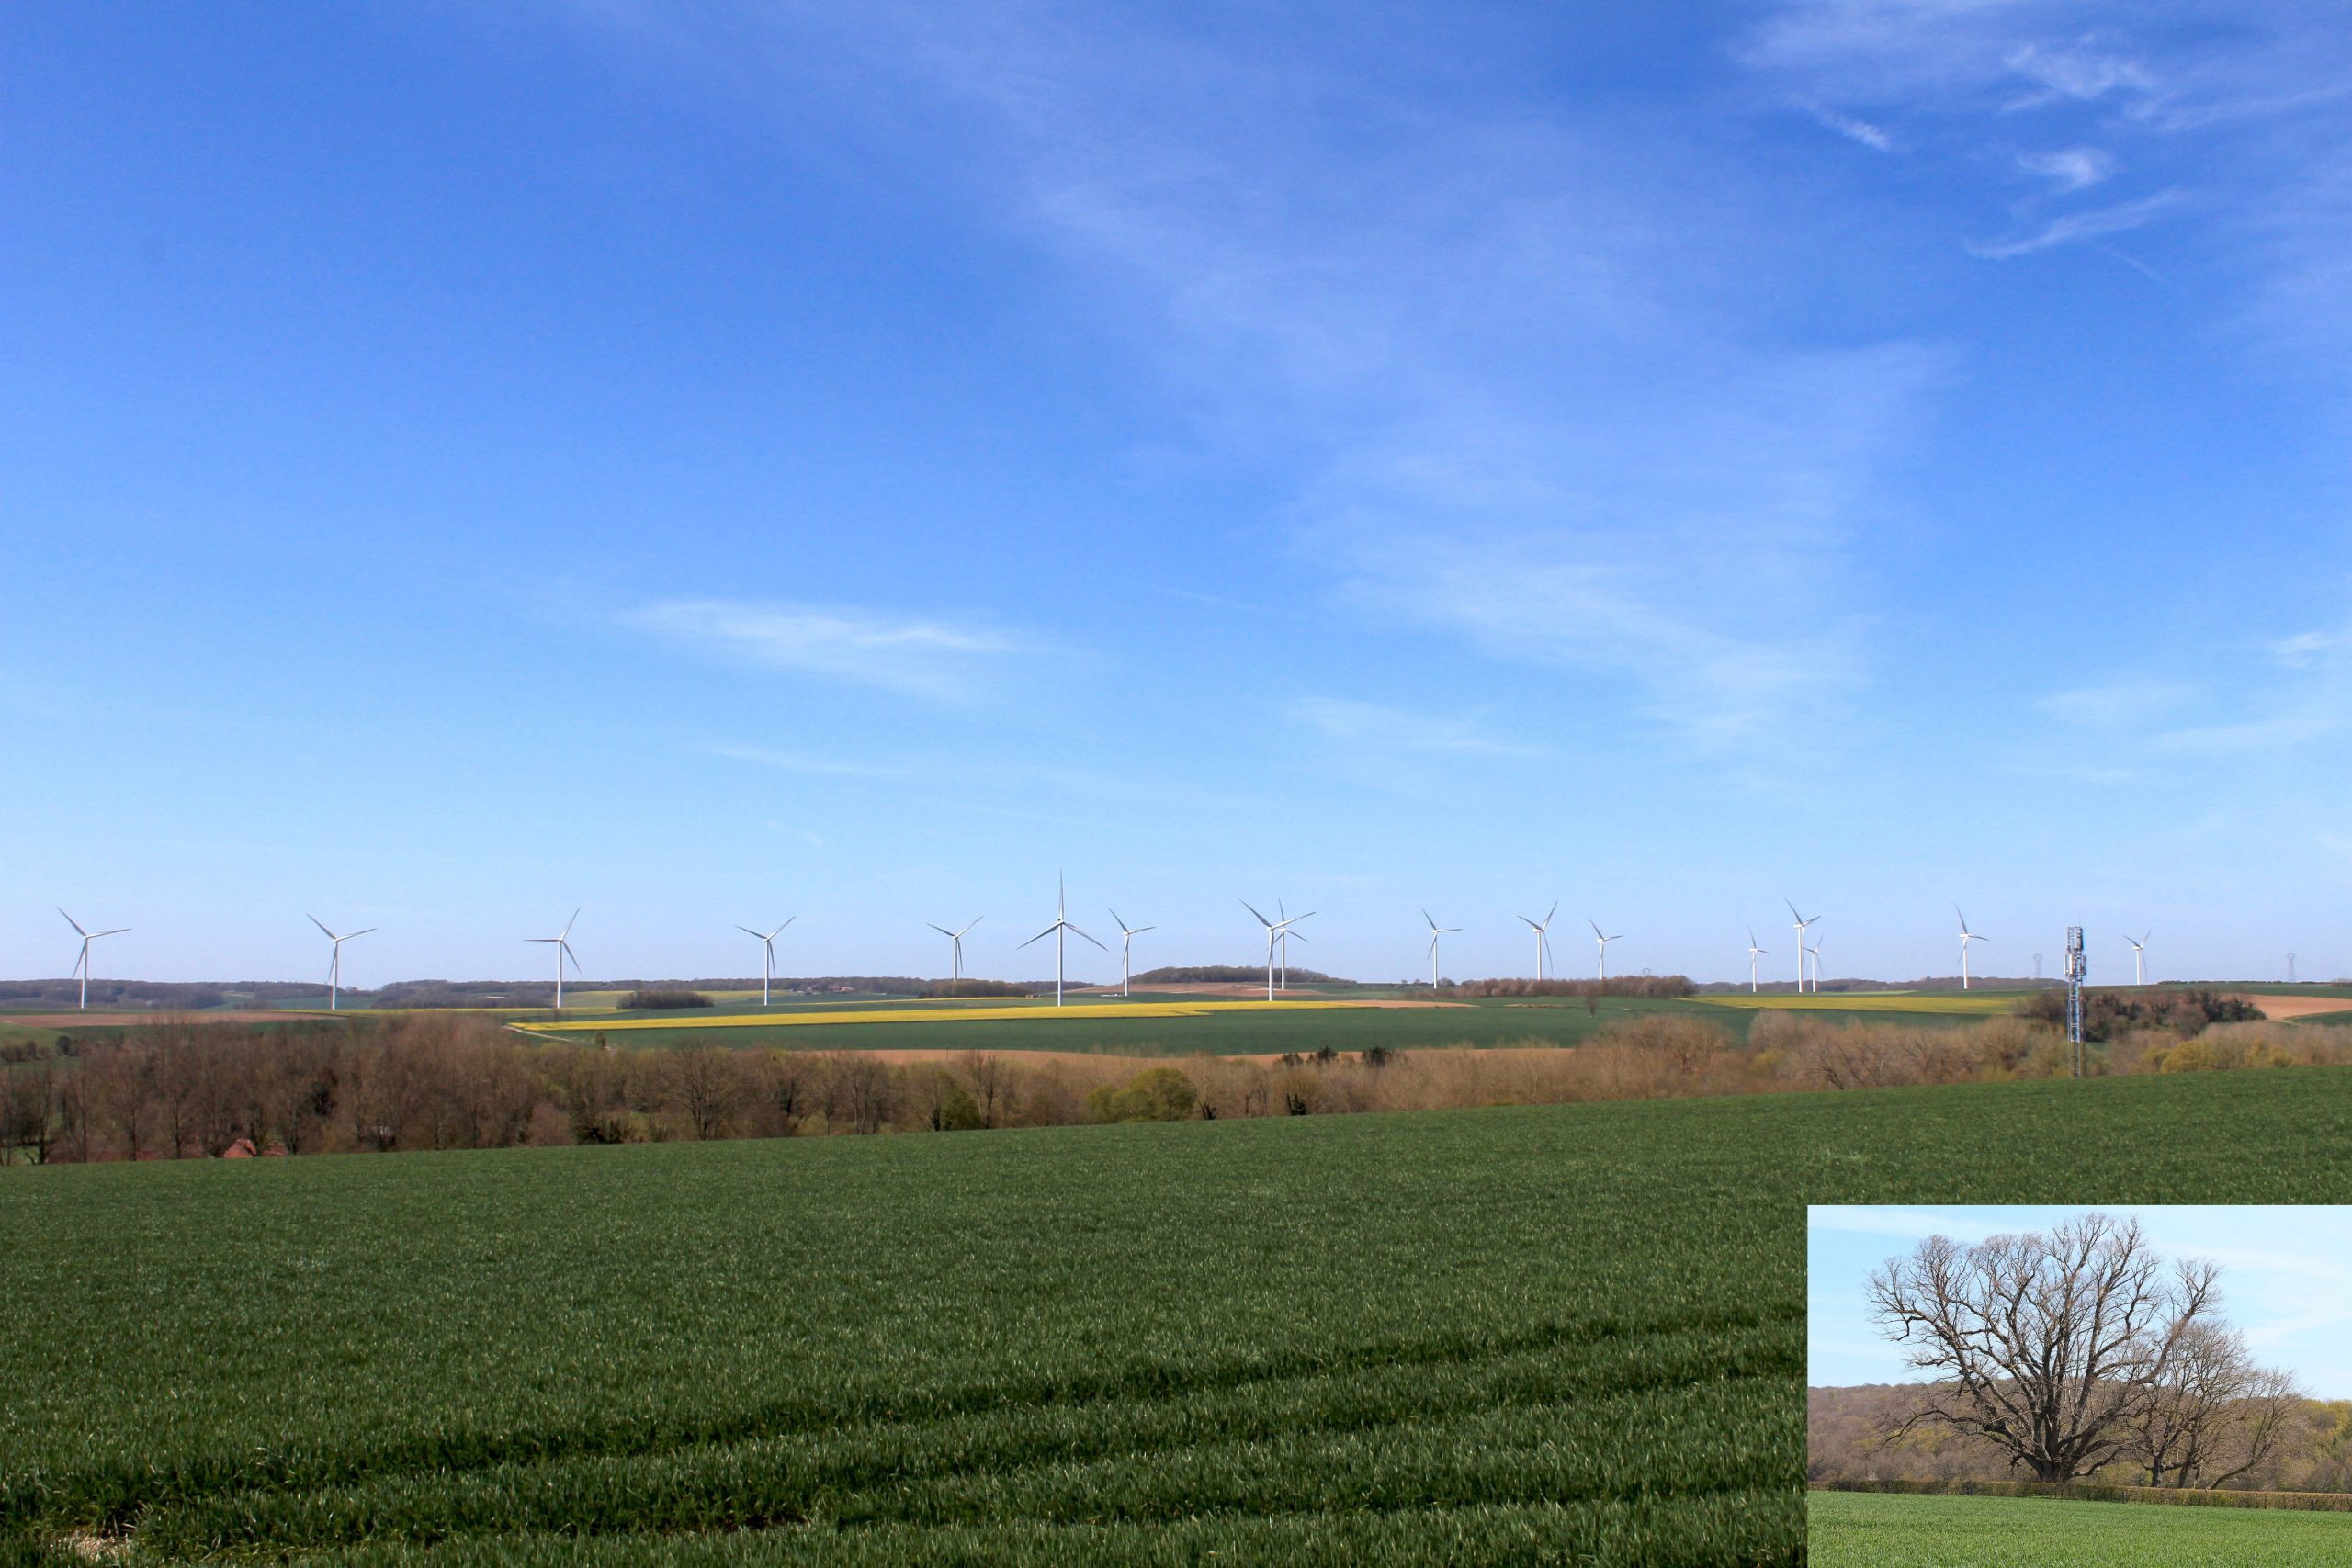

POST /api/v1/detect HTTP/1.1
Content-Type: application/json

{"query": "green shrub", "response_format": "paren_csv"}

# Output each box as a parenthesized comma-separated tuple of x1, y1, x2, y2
(1084, 1066, 1200, 1123)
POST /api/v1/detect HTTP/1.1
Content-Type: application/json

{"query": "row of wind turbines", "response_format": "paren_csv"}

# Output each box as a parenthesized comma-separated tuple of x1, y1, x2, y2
(44, 889, 2167, 1012)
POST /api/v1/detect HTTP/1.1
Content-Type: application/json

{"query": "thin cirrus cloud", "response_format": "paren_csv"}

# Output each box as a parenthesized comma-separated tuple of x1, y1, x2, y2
(627, 599, 1023, 698)
(1289, 697, 1542, 760)
(1803, 100, 1894, 151)
(2017, 146, 2111, 194)
(1967, 189, 2184, 258)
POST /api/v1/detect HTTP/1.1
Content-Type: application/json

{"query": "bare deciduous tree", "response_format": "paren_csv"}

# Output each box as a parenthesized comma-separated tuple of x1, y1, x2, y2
(2126, 1323, 2305, 1488)
(1868, 1214, 2219, 1483)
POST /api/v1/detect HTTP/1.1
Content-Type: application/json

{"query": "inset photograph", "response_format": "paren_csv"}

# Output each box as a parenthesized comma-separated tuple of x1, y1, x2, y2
(1810, 1205, 2352, 1566)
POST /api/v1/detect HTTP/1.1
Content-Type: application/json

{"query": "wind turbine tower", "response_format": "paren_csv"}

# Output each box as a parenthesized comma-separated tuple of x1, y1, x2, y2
(308, 915, 377, 1011)
(2124, 930, 2150, 987)
(739, 917, 796, 1006)
(1785, 901, 1819, 993)
(1109, 909, 1154, 997)
(1422, 908, 1460, 987)
(529, 908, 582, 1011)
(1956, 907, 1988, 990)
(1519, 902, 1558, 982)
(1589, 919, 1623, 984)
(926, 916, 981, 983)
(1807, 934, 1825, 992)
(1020, 875, 1103, 1007)
(1242, 899, 1312, 1001)
(1746, 929, 1769, 994)
(58, 908, 130, 1011)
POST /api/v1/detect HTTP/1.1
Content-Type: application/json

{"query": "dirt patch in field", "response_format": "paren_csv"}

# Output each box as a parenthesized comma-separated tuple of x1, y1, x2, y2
(2233, 994, 2352, 1021)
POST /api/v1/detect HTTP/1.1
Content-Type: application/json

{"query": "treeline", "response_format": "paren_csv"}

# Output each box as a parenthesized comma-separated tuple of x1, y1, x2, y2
(1129, 966, 1345, 985)
(2018, 986, 2264, 1043)
(0, 980, 318, 1010)
(373, 977, 937, 1008)
(1812, 1383, 2352, 1495)
(917, 979, 1035, 998)
(1442, 976, 1696, 998)
(7, 1004, 2349, 1166)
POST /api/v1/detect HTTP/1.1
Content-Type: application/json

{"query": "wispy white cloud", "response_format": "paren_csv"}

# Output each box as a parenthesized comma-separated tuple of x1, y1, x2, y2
(2000, 39, 2157, 111)
(1289, 697, 1541, 759)
(627, 600, 1023, 698)
(1967, 188, 2182, 257)
(1803, 100, 1895, 151)
(636, 6, 1943, 756)
(708, 744, 914, 778)
(2036, 680, 2195, 728)
(2017, 145, 2110, 193)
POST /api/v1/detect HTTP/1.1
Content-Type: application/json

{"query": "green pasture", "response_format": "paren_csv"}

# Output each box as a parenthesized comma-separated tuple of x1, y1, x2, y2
(8, 1067, 2352, 1563)
(1809, 1489, 2352, 1566)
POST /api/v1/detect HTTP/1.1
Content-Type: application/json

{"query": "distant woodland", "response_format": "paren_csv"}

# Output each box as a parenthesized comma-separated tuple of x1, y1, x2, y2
(1813, 1385, 2352, 1495)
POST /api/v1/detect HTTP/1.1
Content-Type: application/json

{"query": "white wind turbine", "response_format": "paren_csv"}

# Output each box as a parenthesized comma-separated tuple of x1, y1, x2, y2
(1786, 900, 1819, 993)
(1421, 908, 1460, 988)
(1274, 900, 1312, 989)
(1241, 899, 1313, 1001)
(1519, 902, 1559, 982)
(739, 917, 796, 1006)
(58, 908, 130, 1011)
(926, 916, 982, 983)
(1589, 919, 1623, 984)
(529, 908, 582, 1011)
(308, 915, 377, 1011)
(1807, 934, 1825, 992)
(1021, 874, 1103, 1007)
(1956, 906, 1989, 990)
(1746, 929, 1769, 994)
(2123, 929, 2151, 987)
(1109, 909, 1154, 997)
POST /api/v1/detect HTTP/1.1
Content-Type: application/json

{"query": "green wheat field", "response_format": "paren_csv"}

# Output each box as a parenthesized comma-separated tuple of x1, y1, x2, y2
(6, 1067, 2352, 1563)
(1809, 1489, 2352, 1566)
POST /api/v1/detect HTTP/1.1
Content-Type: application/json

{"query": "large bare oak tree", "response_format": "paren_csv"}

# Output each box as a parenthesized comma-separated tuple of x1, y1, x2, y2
(1867, 1213, 2220, 1483)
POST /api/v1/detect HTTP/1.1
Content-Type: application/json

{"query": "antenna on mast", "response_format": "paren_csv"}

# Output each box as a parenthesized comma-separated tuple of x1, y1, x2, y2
(2064, 926, 2086, 1077)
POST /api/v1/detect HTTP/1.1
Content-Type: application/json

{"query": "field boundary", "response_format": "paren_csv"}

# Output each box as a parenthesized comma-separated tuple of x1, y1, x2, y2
(1813, 1476, 2352, 1514)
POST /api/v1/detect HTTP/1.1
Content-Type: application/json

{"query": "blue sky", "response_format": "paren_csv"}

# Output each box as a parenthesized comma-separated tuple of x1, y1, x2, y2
(1810, 1205, 2352, 1399)
(3, 2, 2350, 987)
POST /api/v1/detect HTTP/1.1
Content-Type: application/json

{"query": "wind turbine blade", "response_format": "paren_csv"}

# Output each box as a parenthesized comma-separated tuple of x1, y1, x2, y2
(1785, 898, 1800, 922)
(1108, 908, 1126, 933)
(560, 942, 580, 974)
(348, 928, 376, 940)
(1239, 898, 1272, 928)
(1589, 919, 1602, 940)
(1519, 915, 1541, 931)
(1422, 907, 1438, 931)
(94, 928, 130, 939)
(563, 908, 581, 939)
(58, 908, 86, 937)
(1067, 923, 1108, 951)
(1544, 901, 1558, 925)
(1133, 925, 1155, 935)
(1019, 926, 1055, 948)
(1293, 910, 1315, 924)
(928, 924, 955, 938)
(309, 913, 338, 941)
(1286, 929, 1310, 943)
(740, 926, 766, 939)
(778, 915, 797, 932)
